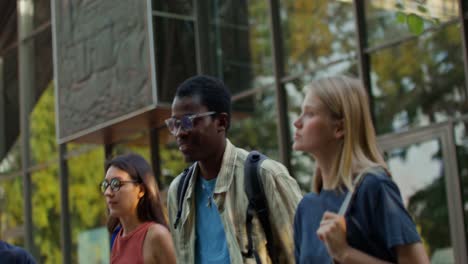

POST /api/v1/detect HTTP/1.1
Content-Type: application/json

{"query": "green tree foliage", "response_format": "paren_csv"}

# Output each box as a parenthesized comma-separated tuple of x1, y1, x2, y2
(28, 84, 61, 263)
(371, 13, 467, 258)
(1, 83, 109, 264)
(281, 0, 356, 75)
(372, 24, 466, 134)
(395, 1, 440, 35)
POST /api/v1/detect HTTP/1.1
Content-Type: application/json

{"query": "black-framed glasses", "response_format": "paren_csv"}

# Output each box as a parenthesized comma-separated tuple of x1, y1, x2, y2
(165, 111, 216, 135)
(100, 178, 140, 194)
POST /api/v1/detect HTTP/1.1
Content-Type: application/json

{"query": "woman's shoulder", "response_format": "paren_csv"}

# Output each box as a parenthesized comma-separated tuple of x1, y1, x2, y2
(146, 223, 171, 242)
(357, 167, 401, 201)
(301, 192, 321, 202)
(360, 167, 394, 188)
(297, 192, 323, 210)
(143, 223, 175, 263)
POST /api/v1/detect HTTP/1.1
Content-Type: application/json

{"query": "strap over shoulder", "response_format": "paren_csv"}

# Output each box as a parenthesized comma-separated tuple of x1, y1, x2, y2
(174, 163, 196, 229)
(338, 165, 389, 216)
(243, 150, 278, 263)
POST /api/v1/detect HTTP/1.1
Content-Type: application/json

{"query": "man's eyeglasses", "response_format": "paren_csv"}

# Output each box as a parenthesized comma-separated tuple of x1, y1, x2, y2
(165, 111, 216, 136)
(100, 178, 140, 194)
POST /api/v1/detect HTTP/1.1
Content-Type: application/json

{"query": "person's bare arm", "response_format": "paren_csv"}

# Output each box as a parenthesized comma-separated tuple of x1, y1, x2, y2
(317, 211, 429, 264)
(394, 243, 429, 264)
(144, 224, 176, 264)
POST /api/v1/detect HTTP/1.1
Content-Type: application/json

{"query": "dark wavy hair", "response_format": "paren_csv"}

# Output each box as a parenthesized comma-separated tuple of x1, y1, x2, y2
(105, 153, 168, 233)
(175, 75, 232, 131)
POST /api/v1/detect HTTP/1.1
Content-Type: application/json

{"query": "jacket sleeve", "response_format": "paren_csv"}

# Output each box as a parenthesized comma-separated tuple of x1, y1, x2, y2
(259, 159, 303, 264)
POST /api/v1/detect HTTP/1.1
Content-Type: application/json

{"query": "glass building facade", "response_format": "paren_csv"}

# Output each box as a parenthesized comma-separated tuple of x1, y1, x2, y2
(1, 0, 468, 263)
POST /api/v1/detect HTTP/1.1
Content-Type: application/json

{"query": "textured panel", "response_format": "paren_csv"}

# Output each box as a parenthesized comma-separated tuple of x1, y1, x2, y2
(53, 0, 155, 142)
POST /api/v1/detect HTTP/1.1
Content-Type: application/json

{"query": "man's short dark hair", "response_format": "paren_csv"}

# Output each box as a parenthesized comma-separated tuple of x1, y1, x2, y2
(175, 75, 232, 130)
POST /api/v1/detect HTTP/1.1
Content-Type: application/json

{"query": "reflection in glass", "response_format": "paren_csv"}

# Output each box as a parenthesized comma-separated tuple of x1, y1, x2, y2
(384, 139, 453, 261)
(365, 0, 459, 48)
(157, 135, 186, 188)
(153, 16, 197, 103)
(3, 48, 19, 162)
(68, 147, 107, 264)
(454, 120, 468, 249)
(78, 227, 109, 264)
(34, 0, 51, 27)
(34, 29, 53, 107)
(31, 165, 62, 263)
(30, 83, 57, 166)
(0, 176, 25, 246)
(0, 140, 21, 174)
(152, 0, 193, 16)
(281, 0, 357, 78)
(370, 23, 466, 134)
(204, 0, 271, 95)
(230, 87, 279, 161)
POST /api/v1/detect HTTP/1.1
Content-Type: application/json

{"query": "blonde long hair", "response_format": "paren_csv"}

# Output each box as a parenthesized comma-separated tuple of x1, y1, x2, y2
(310, 76, 387, 193)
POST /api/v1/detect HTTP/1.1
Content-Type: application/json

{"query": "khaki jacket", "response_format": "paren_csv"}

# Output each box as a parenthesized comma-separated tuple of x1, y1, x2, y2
(167, 140, 303, 263)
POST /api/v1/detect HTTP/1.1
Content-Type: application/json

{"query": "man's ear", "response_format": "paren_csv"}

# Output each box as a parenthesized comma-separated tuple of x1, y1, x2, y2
(334, 119, 345, 139)
(216, 113, 229, 133)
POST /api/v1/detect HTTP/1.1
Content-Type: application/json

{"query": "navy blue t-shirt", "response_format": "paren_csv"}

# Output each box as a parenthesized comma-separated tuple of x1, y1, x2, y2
(294, 169, 421, 263)
(0, 241, 36, 264)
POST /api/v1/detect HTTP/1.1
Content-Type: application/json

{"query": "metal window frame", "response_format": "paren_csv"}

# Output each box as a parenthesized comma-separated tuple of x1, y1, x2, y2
(18, 0, 35, 256)
(0, 57, 4, 157)
(353, 0, 374, 123)
(459, 0, 468, 100)
(378, 121, 467, 264)
(268, 0, 292, 171)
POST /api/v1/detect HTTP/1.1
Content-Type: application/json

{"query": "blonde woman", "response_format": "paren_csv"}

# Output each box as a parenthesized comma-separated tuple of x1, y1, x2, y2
(292, 76, 429, 263)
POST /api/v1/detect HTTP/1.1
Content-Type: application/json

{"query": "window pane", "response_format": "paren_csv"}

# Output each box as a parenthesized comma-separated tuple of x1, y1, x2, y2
(152, 0, 194, 16)
(31, 165, 61, 264)
(0, 140, 21, 174)
(30, 83, 57, 166)
(204, 0, 273, 94)
(383, 139, 454, 262)
(281, 0, 357, 78)
(34, 0, 51, 28)
(154, 16, 197, 103)
(370, 23, 466, 134)
(230, 87, 279, 160)
(68, 146, 107, 264)
(158, 133, 187, 188)
(0, 176, 25, 246)
(365, 0, 459, 49)
(454, 120, 468, 249)
(3, 48, 19, 159)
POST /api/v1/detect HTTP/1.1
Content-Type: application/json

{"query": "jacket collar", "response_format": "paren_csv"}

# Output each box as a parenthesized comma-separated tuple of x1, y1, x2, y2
(184, 139, 237, 200)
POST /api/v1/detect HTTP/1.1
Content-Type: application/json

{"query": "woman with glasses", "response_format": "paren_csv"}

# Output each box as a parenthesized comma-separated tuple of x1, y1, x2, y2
(102, 153, 176, 264)
(292, 76, 429, 263)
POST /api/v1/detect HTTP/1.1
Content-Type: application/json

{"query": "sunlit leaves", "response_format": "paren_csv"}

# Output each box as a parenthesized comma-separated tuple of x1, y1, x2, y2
(394, 1, 440, 35)
(1, 82, 108, 263)
(406, 13, 424, 35)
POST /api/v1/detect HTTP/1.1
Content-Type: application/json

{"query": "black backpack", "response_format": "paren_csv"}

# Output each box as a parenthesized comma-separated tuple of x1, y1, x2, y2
(173, 151, 278, 264)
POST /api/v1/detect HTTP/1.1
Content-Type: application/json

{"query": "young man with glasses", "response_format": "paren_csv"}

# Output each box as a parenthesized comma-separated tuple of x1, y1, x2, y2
(165, 75, 302, 263)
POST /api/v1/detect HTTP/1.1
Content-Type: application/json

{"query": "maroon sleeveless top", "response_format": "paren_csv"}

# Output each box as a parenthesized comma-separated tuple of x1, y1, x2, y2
(111, 222, 154, 264)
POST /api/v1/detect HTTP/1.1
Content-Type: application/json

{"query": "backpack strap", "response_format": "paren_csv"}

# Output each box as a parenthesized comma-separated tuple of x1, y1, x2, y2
(338, 166, 387, 216)
(242, 151, 278, 264)
(173, 163, 196, 229)
(334, 166, 390, 263)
